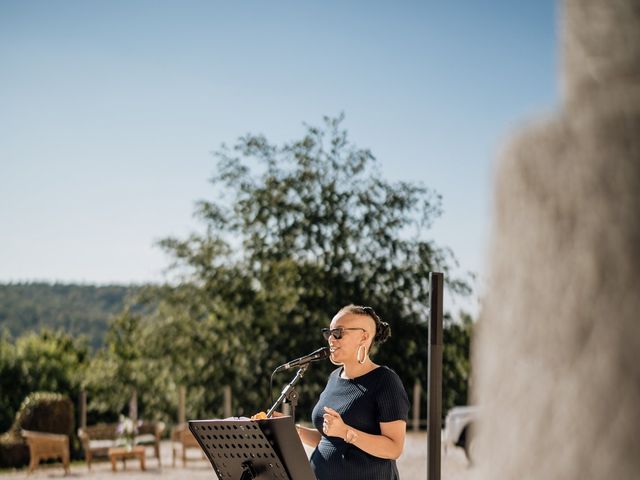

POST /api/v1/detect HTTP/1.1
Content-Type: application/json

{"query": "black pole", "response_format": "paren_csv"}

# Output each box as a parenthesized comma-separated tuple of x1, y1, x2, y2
(266, 364, 309, 421)
(427, 272, 443, 480)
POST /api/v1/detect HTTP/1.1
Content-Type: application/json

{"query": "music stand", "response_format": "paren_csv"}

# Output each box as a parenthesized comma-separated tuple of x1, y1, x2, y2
(189, 416, 315, 480)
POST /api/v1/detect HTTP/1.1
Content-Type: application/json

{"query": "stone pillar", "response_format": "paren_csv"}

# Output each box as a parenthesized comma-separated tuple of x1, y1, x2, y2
(129, 388, 138, 422)
(223, 386, 232, 418)
(472, 0, 640, 478)
(79, 390, 87, 429)
(178, 385, 186, 424)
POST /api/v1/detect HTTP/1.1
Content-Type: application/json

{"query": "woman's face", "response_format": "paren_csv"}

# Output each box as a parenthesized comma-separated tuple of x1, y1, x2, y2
(326, 311, 373, 365)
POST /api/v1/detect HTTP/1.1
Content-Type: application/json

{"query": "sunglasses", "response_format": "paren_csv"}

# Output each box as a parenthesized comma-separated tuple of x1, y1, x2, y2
(321, 327, 366, 340)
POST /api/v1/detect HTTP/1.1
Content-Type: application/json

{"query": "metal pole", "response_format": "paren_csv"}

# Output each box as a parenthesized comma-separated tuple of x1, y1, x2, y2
(412, 381, 421, 432)
(427, 272, 443, 480)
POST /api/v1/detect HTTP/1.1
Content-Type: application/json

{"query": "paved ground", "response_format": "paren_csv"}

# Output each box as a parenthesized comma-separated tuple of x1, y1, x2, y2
(0, 432, 473, 479)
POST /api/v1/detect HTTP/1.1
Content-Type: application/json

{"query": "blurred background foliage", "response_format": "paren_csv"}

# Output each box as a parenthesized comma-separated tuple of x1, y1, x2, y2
(0, 329, 87, 432)
(0, 283, 146, 350)
(0, 115, 474, 432)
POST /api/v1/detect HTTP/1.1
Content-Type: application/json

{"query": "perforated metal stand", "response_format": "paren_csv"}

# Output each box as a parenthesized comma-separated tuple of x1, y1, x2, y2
(189, 416, 315, 480)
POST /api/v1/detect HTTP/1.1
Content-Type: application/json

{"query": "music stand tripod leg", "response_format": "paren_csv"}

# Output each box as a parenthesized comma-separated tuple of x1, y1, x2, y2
(240, 461, 258, 480)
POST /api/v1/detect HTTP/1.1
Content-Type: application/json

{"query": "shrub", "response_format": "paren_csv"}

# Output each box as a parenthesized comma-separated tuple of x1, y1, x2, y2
(0, 392, 74, 469)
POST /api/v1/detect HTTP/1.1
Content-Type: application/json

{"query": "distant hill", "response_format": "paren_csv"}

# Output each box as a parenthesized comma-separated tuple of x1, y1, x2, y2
(0, 283, 144, 349)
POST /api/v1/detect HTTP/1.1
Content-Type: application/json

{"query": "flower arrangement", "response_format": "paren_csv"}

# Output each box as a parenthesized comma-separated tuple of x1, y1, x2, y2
(116, 415, 140, 449)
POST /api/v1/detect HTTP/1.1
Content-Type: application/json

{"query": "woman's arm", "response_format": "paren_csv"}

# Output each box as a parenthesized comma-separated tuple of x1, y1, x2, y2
(323, 407, 406, 460)
(343, 420, 406, 460)
(296, 424, 322, 448)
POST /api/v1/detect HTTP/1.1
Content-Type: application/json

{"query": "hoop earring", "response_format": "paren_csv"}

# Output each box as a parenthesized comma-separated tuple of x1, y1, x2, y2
(356, 345, 368, 365)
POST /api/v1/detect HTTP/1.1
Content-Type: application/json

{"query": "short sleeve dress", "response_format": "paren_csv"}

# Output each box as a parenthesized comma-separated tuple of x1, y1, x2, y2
(309, 365, 410, 480)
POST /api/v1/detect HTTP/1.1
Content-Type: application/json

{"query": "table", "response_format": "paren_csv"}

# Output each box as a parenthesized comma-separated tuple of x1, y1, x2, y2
(108, 445, 146, 471)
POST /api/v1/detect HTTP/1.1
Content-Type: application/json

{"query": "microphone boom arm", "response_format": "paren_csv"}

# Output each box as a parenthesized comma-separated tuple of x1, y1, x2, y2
(266, 364, 309, 420)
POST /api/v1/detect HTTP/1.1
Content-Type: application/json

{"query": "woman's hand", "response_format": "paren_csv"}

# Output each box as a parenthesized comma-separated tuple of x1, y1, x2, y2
(322, 406, 348, 439)
(323, 408, 407, 459)
(250, 411, 285, 420)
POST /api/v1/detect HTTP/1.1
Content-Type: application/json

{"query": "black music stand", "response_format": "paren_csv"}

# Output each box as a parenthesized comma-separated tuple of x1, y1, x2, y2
(189, 416, 315, 480)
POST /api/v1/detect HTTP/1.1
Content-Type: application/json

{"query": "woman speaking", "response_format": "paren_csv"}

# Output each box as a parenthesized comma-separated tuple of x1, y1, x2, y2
(296, 305, 410, 480)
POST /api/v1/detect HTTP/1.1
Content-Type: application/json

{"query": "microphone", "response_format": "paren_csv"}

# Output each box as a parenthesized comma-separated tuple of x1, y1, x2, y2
(275, 347, 330, 372)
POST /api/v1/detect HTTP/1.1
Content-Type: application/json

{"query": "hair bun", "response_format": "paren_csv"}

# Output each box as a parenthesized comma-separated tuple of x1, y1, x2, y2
(375, 321, 391, 344)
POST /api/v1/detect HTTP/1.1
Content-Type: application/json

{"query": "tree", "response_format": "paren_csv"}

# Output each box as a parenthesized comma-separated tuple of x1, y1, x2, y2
(443, 312, 474, 414)
(0, 329, 88, 431)
(83, 310, 147, 420)
(0, 283, 140, 350)
(142, 114, 471, 419)
(0, 331, 22, 432)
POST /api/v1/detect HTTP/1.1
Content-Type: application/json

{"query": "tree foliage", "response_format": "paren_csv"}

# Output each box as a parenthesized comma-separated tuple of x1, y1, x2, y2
(0, 330, 87, 432)
(146, 115, 471, 419)
(443, 312, 473, 413)
(0, 283, 140, 349)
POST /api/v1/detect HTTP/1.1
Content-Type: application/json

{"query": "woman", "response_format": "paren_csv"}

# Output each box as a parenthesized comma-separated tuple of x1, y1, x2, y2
(296, 305, 410, 480)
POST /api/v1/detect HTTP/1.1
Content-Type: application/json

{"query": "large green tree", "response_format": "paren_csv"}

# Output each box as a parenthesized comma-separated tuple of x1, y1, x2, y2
(0, 329, 88, 431)
(142, 115, 472, 420)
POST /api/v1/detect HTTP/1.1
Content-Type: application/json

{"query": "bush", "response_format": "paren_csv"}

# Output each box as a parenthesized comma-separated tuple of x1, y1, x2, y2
(0, 392, 74, 469)
(0, 329, 87, 433)
(0, 334, 25, 433)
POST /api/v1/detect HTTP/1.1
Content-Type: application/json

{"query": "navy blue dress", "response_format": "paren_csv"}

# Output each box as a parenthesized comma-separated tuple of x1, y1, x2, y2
(309, 366, 410, 480)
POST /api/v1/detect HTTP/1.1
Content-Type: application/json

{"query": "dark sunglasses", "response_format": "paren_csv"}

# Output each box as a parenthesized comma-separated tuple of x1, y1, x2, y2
(321, 327, 366, 340)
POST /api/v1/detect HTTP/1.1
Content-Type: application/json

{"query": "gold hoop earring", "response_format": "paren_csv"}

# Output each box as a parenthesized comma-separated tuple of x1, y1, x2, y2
(356, 345, 368, 364)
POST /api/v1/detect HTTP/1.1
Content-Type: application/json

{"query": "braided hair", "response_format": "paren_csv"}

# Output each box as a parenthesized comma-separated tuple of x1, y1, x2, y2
(338, 305, 391, 345)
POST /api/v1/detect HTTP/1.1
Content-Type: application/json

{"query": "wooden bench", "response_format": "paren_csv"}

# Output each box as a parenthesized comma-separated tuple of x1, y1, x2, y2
(78, 423, 117, 470)
(78, 421, 165, 470)
(21, 430, 70, 474)
(137, 420, 166, 465)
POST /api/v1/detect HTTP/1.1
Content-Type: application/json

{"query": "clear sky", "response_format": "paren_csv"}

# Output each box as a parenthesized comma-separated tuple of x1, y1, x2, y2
(0, 1, 558, 314)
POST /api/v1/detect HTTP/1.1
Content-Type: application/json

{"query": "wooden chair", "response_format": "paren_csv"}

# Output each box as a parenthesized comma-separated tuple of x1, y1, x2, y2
(171, 423, 202, 467)
(21, 430, 70, 475)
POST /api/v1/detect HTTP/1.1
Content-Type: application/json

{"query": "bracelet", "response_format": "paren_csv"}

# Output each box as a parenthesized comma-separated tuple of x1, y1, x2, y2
(345, 429, 358, 444)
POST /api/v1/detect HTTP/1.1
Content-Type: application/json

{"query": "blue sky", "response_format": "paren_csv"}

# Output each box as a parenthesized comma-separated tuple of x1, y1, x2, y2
(0, 1, 558, 314)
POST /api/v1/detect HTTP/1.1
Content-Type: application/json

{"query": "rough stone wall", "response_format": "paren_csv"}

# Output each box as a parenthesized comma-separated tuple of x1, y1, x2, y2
(471, 0, 640, 478)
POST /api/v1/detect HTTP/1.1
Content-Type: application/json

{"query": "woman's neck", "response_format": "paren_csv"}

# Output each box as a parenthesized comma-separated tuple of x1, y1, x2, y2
(341, 359, 378, 379)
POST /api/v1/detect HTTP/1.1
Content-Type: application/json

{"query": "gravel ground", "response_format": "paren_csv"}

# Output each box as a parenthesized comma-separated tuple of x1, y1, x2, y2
(0, 432, 473, 479)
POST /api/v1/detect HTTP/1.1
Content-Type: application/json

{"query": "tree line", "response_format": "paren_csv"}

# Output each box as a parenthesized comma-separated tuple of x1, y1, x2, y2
(0, 283, 141, 350)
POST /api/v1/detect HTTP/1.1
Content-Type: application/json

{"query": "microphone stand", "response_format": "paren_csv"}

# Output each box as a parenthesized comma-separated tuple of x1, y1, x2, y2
(266, 364, 309, 422)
